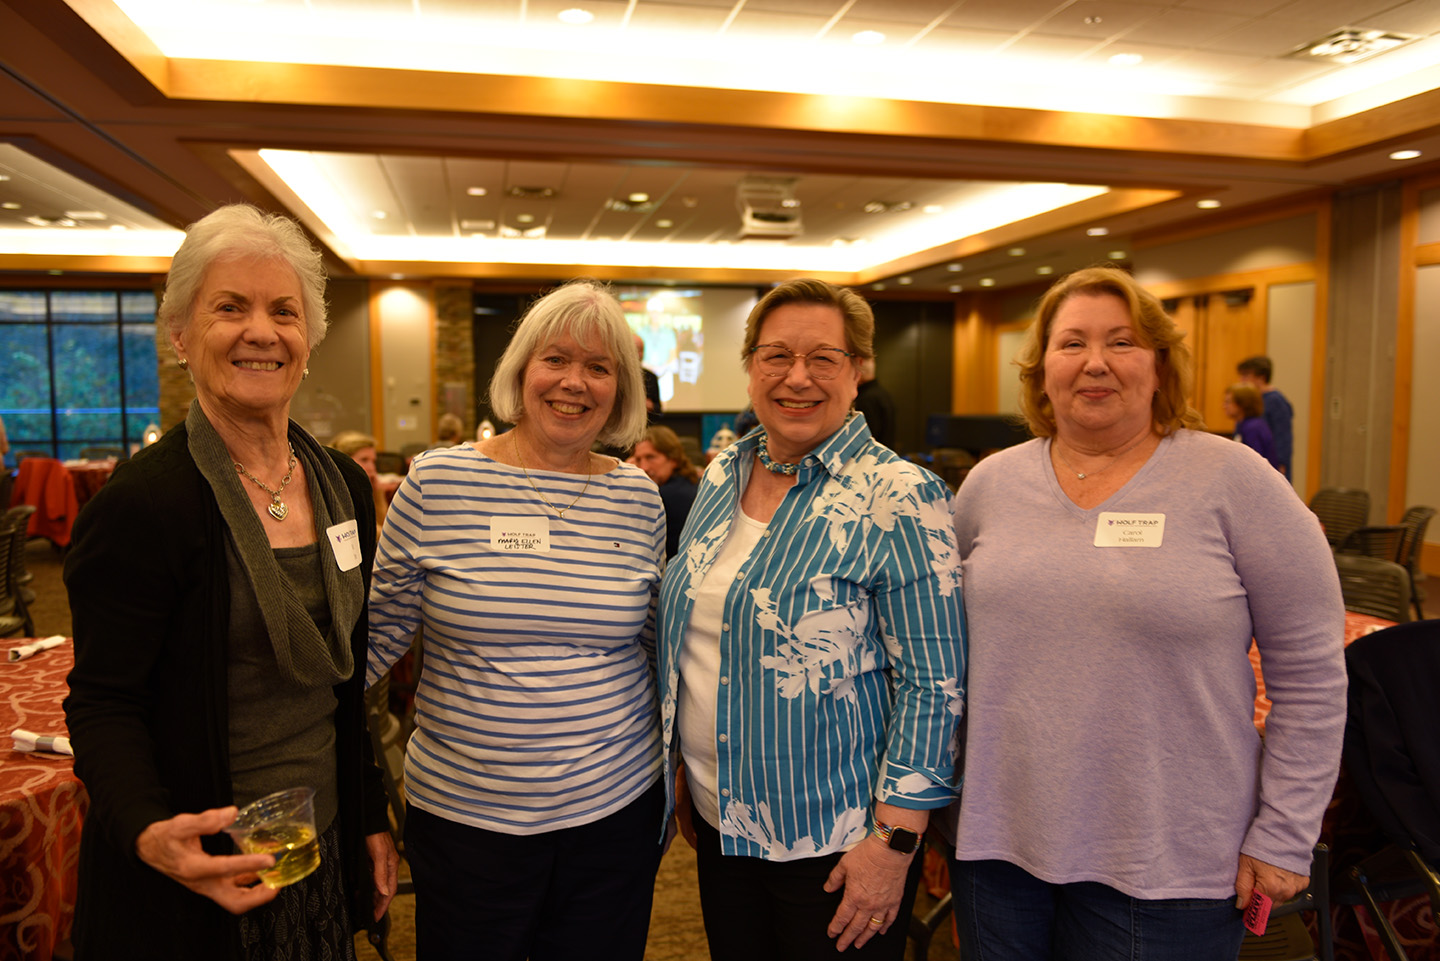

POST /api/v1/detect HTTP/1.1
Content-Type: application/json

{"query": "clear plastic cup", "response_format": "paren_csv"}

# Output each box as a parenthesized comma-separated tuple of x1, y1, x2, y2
(225, 787, 321, 889)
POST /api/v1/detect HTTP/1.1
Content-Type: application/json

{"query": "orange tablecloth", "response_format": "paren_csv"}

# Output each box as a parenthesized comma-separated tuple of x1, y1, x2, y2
(1250, 611, 1394, 731)
(0, 642, 85, 961)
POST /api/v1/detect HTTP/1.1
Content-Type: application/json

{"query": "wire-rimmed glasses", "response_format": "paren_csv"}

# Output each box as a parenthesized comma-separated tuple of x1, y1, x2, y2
(749, 344, 855, 380)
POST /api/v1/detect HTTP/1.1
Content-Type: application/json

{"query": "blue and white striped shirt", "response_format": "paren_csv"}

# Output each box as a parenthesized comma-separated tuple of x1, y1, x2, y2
(367, 444, 664, 834)
(658, 414, 966, 860)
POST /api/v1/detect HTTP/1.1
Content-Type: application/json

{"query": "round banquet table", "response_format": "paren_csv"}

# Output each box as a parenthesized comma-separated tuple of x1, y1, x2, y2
(0, 642, 85, 961)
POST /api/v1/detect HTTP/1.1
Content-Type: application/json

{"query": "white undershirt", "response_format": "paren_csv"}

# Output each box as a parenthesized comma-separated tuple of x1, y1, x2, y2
(678, 508, 768, 830)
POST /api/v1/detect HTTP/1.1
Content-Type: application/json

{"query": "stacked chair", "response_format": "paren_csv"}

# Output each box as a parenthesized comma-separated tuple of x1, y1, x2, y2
(1310, 488, 1372, 551)
(1338, 507, 1435, 621)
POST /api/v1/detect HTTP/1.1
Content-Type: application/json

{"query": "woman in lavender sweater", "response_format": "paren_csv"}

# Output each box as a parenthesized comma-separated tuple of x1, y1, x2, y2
(948, 267, 1345, 960)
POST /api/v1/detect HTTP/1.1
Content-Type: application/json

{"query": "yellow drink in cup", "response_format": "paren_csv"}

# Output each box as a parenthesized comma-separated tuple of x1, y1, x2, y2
(226, 787, 321, 889)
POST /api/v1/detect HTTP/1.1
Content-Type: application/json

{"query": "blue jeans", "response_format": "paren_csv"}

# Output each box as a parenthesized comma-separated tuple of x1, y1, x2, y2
(950, 858, 1246, 961)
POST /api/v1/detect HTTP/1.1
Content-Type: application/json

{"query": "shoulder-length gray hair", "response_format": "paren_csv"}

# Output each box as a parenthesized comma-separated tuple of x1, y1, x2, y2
(488, 280, 647, 450)
(158, 204, 329, 350)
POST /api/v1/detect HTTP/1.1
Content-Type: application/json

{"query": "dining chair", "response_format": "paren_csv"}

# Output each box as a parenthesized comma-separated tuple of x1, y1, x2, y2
(1338, 507, 1435, 621)
(4, 506, 38, 622)
(1337, 620, 1440, 961)
(0, 520, 27, 639)
(374, 450, 405, 476)
(1310, 488, 1371, 551)
(76, 446, 126, 461)
(1334, 555, 1412, 624)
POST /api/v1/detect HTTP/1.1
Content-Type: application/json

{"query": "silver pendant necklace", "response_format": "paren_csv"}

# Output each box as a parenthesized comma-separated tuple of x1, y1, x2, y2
(234, 442, 297, 521)
(514, 434, 591, 518)
(1051, 433, 1149, 480)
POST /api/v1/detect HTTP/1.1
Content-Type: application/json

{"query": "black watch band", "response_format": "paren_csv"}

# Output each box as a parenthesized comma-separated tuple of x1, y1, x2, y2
(873, 821, 923, 854)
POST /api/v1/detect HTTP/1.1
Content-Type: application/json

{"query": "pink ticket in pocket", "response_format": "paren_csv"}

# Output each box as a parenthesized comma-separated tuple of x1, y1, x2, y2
(1243, 890, 1272, 936)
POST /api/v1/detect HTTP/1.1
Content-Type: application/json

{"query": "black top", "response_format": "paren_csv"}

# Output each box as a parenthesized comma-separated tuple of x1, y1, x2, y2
(657, 473, 698, 559)
(854, 379, 897, 450)
(62, 424, 389, 960)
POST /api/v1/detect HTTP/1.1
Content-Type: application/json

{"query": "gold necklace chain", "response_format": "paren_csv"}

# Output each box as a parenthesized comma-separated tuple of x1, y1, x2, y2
(234, 442, 297, 521)
(513, 433, 591, 518)
(1052, 433, 1150, 480)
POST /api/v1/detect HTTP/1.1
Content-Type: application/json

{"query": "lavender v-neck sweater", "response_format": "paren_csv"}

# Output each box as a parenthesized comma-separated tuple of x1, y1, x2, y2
(950, 429, 1344, 899)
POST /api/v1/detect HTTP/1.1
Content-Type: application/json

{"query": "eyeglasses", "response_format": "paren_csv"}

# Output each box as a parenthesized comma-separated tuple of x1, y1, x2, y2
(749, 344, 855, 380)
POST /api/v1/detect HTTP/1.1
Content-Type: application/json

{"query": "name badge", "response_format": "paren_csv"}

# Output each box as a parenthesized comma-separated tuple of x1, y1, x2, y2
(491, 516, 551, 553)
(326, 520, 362, 571)
(1094, 512, 1165, 548)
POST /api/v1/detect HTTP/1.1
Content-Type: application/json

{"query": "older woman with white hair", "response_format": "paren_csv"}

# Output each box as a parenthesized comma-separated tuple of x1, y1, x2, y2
(367, 279, 666, 961)
(63, 203, 398, 960)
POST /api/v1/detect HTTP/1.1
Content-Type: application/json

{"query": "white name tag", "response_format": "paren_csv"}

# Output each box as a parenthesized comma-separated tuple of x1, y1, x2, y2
(326, 520, 362, 571)
(1094, 512, 1166, 548)
(491, 516, 551, 553)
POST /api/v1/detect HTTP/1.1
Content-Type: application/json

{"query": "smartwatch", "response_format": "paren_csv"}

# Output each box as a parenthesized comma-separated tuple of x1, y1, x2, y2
(873, 821, 923, 854)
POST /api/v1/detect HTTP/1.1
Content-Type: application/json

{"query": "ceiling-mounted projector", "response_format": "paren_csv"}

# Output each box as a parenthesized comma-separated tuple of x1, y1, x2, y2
(737, 176, 802, 240)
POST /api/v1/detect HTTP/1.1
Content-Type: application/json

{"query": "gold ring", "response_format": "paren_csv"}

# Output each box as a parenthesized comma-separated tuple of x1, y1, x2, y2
(868, 916, 883, 926)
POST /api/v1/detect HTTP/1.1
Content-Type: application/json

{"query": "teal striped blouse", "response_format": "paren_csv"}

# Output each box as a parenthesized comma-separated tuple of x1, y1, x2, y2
(658, 414, 966, 860)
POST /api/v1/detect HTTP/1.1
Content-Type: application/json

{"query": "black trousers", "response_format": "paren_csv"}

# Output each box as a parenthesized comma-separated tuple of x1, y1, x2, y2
(692, 809, 923, 961)
(404, 781, 665, 961)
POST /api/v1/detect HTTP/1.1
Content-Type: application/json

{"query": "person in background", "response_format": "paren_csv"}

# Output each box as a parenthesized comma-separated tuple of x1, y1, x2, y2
(632, 424, 700, 559)
(63, 203, 397, 960)
(0, 412, 9, 467)
(1222, 383, 1279, 470)
(435, 413, 464, 447)
(634, 331, 663, 417)
(853, 356, 897, 450)
(1236, 355, 1293, 478)
(367, 280, 666, 961)
(948, 266, 1344, 960)
(660, 278, 965, 960)
(331, 430, 388, 531)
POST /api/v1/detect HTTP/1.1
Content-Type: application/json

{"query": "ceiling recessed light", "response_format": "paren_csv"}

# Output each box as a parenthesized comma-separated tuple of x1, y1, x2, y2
(1087, 227, 1109, 237)
(516, 213, 535, 224)
(1037, 266, 1054, 275)
(558, 8, 594, 23)
(1389, 149, 1422, 161)
(0, 174, 9, 181)
(389, 273, 404, 280)
(460, 219, 496, 230)
(948, 284, 963, 293)
(372, 210, 387, 220)
(1108, 250, 1128, 260)
(47, 269, 63, 276)
(1, 202, 20, 210)
(65, 210, 106, 220)
(1109, 53, 1143, 67)
(1196, 199, 1222, 209)
(980, 278, 996, 287)
(780, 198, 801, 208)
(898, 277, 913, 285)
(852, 30, 885, 45)
(871, 282, 886, 290)
(681, 196, 698, 208)
(109, 224, 128, 231)
(628, 192, 649, 203)
(656, 219, 673, 228)
(1008, 247, 1025, 256)
(923, 205, 943, 214)
(466, 186, 488, 197)
(946, 263, 962, 272)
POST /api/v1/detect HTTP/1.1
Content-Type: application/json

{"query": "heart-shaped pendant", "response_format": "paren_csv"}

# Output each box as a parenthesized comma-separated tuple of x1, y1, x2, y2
(268, 500, 289, 521)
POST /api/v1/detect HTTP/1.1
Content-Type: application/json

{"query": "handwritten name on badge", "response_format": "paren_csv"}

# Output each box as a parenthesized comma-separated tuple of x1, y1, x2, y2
(491, 516, 551, 553)
(1093, 512, 1165, 548)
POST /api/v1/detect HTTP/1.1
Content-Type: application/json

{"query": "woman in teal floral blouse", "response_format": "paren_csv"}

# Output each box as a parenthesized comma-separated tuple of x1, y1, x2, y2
(657, 278, 966, 960)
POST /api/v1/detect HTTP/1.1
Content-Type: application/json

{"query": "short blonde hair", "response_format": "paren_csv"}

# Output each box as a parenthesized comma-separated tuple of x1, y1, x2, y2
(741, 279, 874, 367)
(488, 280, 647, 449)
(330, 430, 376, 456)
(1016, 266, 1204, 438)
(1227, 383, 1264, 420)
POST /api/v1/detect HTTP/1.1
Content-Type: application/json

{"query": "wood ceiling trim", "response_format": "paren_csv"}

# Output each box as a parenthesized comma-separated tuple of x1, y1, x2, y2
(856, 188, 1181, 283)
(0, 253, 173, 272)
(1303, 87, 1440, 159)
(148, 58, 1315, 164)
(61, 0, 169, 92)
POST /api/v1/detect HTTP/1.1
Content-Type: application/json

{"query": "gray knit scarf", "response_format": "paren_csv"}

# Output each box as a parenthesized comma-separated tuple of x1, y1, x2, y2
(186, 400, 359, 687)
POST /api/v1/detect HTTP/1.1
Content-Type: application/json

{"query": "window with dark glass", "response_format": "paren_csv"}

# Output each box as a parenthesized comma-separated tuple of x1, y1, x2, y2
(0, 289, 160, 464)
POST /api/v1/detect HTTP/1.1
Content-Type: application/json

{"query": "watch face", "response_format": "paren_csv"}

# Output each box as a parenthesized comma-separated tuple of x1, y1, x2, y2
(887, 827, 920, 852)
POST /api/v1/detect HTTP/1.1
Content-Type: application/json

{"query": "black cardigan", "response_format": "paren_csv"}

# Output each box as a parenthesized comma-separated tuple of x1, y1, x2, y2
(62, 424, 390, 960)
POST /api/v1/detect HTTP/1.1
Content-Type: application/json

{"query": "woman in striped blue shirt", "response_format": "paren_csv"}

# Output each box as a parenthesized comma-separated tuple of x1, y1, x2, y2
(367, 280, 666, 961)
(659, 279, 967, 960)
